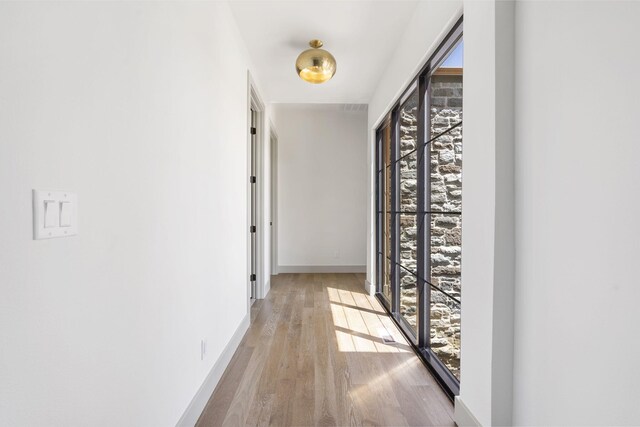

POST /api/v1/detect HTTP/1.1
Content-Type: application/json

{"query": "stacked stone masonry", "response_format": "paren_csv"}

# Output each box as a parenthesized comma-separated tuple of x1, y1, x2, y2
(398, 73, 462, 378)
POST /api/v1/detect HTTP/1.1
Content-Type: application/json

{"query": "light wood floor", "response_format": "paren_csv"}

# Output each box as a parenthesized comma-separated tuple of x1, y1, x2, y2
(196, 273, 454, 427)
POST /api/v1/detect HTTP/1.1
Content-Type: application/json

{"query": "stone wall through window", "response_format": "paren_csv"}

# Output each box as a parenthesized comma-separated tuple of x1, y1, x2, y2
(429, 71, 462, 379)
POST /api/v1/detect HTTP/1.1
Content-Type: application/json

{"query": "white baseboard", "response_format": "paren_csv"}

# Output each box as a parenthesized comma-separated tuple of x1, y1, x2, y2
(176, 313, 250, 427)
(454, 396, 482, 427)
(277, 265, 366, 273)
(364, 279, 375, 295)
(261, 279, 270, 299)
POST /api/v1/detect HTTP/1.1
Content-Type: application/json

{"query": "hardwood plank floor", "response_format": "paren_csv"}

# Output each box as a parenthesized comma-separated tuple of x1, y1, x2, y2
(196, 273, 454, 427)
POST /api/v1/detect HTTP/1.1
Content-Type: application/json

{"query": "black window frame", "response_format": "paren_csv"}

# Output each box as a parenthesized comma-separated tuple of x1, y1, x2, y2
(376, 119, 393, 312)
(374, 17, 463, 398)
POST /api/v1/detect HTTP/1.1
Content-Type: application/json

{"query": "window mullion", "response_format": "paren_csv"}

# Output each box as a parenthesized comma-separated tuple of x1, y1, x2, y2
(417, 72, 430, 349)
(390, 107, 400, 316)
(375, 130, 382, 295)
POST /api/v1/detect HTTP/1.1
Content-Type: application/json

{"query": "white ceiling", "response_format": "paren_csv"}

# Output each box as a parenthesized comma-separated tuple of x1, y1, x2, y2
(229, 0, 420, 104)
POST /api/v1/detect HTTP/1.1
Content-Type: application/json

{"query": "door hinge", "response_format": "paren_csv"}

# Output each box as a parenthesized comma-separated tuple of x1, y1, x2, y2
(250, 127, 256, 135)
(250, 176, 256, 184)
(250, 274, 256, 281)
(250, 225, 256, 233)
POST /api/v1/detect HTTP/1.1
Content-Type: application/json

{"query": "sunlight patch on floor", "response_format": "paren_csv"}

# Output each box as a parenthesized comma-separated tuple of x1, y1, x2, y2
(326, 286, 410, 353)
(349, 357, 418, 402)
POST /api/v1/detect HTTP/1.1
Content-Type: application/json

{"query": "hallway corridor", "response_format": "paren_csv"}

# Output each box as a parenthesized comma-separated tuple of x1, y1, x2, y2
(196, 274, 454, 426)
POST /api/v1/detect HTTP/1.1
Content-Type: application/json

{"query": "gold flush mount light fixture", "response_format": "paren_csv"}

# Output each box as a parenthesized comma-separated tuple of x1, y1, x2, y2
(295, 39, 337, 84)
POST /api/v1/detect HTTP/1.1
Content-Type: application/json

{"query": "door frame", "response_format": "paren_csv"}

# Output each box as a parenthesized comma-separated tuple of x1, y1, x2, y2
(246, 73, 266, 308)
(269, 126, 278, 275)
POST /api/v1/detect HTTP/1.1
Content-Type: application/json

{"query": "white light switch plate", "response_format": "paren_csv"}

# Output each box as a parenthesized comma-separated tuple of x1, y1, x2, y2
(33, 190, 78, 239)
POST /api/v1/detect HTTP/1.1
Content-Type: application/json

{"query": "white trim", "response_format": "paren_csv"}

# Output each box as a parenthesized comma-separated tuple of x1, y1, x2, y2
(454, 397, 482, 427)
(176, 313, 250, 427)
(278, 265, 366, 273)
(367, 127, 377, 293)
(263, 279, 271, 298)
(364, 279, 375, 295)
(269, 126, 279, 276)
(247, 71, 267, 304)
(245, 72, 253, 311)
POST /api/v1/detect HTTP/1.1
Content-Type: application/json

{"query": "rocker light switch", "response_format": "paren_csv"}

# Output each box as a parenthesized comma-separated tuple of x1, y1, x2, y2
(44, 200, 58, 228)
(59, 202, 72, 227)
(33, 190, 77, 239)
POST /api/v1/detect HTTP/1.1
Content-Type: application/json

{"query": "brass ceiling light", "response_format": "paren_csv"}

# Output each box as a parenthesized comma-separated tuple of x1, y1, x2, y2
(295, 39, 337, 84)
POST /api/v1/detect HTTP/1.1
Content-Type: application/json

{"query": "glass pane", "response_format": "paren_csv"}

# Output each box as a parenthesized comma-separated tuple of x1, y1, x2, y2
(399, 213, 417, 274)
(399, 90, 419, 158)
(377, 250, 383, 285)
(429, 213, 462, 301)
(399, 149, 417, 213)
(397, 88, 419, 335)
(429, 39, 462, 381)
(383, 124, 392, 166)
(429, 79, 462, 135)
(430, 133, 462, 213)
(399, 213, 418, 333)
(430, 42, 463, 136)
(399, 264, 417, 333)
(384, 256, 391, 302)
(430, 289, 460, 379)
(429, 41, 462, 297)
(440, 40, 463, 68)
(384, 166, 392, 212)
(381, 120, 392, 302)
(382, 212, 392, 302)
(376, 120, 391, 301)
(376, 165, 383, 295)
(381, 120, 393, 303)
(385, 213, 392, 259)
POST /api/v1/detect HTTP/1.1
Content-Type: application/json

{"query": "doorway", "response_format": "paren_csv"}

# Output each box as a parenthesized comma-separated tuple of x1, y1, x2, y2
(250, 108, 257, 301)
(247, 75, 265, 305)
(270, 130, 278, 275)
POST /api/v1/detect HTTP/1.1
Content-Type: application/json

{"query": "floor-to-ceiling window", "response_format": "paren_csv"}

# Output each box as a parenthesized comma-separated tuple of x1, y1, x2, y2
(375, 19, 462, 396)
(397, 87, 419, 334)
(376, 121, 392, 308)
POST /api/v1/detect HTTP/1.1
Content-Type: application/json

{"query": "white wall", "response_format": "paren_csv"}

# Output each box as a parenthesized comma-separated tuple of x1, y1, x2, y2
(457, 1, 516, 425)
(513, 1, 640, 425)
(273, 104, 367, 271)
(0, 2, 266, 425)
(261, 107, 275, 294)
